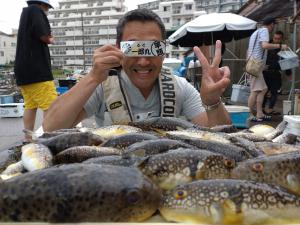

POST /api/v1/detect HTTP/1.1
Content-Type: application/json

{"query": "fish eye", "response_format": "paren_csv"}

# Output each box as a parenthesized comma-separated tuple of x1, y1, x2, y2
(174, 189, 188, 200)
(252, 163, 264, 172)
(125, 189, 141, 205)
(224, 159, 235, 168)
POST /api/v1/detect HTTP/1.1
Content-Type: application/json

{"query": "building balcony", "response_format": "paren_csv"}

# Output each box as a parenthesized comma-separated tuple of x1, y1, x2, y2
(66, 50, 83, 55)
(66, 59, 84, 65)
(98, 39, 116, 45)
(66, 40, 83, 46)
(99, 29, 117, 35)
(99, 19, 119, 25)
(107, 39, 116, 45)
(98, 39, 108, 45)
(65, 30, 83, 36)
(51, 5, 113, 14)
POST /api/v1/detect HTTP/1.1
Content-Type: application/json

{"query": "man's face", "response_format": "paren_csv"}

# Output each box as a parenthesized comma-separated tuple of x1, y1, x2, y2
(41, 3, 50, 15)
(272, 34, 283, 44)
(119, 21, 164, 95)
(267, 23, 275, 32)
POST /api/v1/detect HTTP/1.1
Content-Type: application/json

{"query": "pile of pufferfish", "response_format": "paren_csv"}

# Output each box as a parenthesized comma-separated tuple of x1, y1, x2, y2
(0, 117, 299, 225)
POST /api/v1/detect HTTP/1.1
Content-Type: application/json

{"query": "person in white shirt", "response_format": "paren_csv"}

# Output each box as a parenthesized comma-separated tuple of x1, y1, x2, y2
(247, 17, 288, 122)
(43, 8, 232, 131)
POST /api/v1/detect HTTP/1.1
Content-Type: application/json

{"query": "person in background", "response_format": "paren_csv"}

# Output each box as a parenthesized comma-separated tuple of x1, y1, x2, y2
(14, 0, 57, 141)
(247, 17, 288, 122)
(43, 8, 231, 132)
(262, 31, 292, 115)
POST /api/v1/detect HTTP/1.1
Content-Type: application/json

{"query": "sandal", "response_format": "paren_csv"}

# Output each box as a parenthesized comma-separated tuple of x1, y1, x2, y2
(271, 111, 281, 116)
(250, 117, 263, 122)
(264, 110, 281, 116)
(262, 115, 272, 121)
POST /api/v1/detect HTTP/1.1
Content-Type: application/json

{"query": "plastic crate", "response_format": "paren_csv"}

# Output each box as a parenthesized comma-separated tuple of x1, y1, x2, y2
(284, 115, 300, 136)
(0, 95, 14, 104)
(279, 57, 299, 70)
(278, 48, 299, 70)
(230, 84, 250, 104)
(0, 103, 24, 117)
(225, 105, 250, 128)
(56, 86, 69, 95)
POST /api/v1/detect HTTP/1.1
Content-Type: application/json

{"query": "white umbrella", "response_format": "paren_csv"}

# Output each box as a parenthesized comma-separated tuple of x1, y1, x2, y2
(168, 13, 257, 47)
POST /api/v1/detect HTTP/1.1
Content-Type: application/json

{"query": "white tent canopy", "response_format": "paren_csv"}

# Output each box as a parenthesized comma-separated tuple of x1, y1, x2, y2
(169, 13, 257, 47)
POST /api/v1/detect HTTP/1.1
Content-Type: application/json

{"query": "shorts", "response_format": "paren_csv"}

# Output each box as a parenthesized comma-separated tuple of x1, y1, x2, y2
(250, 72, 267, 92)
(20, 81, 58, 110)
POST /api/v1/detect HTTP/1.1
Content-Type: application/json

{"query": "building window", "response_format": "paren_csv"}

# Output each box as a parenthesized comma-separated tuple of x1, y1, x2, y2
(163, 18, 170, 23)
(0, 51, 4, 56)
(185, 4, 192, 10)
(3, 42, 5, 47)
(173, 6, 181, 14)
(185, 17, 191, 23)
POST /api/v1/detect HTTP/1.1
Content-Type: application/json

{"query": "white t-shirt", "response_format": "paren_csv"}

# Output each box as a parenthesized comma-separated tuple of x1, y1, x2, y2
(84, 70, 205, 127)
(247, 27, 269, 61)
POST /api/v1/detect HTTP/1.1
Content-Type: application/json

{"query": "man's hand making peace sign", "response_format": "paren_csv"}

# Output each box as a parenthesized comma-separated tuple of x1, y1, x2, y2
(194, 40, 231, 106)
(191, 40, 232, 127)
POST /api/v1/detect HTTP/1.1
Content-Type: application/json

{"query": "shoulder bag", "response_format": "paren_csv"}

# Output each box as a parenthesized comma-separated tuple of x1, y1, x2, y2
(245, 30, 265, 78)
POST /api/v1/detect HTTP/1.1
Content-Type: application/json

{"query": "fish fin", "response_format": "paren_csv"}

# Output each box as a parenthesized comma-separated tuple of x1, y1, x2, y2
(152, 128, 167, 136)
(176, 126, 185, 131)
(220, 199, 244, 225)
(135, 156, 150, 169)
(79, 127, 90, 132)
(131, 149, 147, 157)
(210, 202, 225, 224)
(0, 172, 23, 180)
(287, 174, 300, 195)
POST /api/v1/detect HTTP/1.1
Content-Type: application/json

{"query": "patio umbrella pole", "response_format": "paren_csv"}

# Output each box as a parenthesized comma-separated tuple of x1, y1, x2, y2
(288, 0, 297, 115)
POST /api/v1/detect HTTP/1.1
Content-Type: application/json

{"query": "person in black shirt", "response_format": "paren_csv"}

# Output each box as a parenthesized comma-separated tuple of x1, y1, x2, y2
(14, 0, 57, 141)
(262, 31, 292, 115)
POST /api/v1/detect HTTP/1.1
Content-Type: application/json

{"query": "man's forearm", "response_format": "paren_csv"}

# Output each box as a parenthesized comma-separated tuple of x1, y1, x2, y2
(43, 74, 103, 131)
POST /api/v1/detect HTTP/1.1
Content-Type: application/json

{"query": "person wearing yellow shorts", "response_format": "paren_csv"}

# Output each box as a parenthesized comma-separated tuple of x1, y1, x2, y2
(14, 0, 57, 141)
(20, 81, 57, 133)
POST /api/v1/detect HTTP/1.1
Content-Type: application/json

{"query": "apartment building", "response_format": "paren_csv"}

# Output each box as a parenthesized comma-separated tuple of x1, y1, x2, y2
(138, 0, 205, 59)
(47, 0, 248, 68)
(139, 0, 248, 13)
(156, 0, 199, 58)
(48, 0, 126, 70)
(138, 0, 248, 58)
(0, 31, 17, 66)
(194, 0, 248, 13)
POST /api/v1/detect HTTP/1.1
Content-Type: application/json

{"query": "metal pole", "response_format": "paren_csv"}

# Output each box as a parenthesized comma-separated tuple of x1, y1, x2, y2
(81, 11, 86, 71)
(289, 0, 297, 115)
